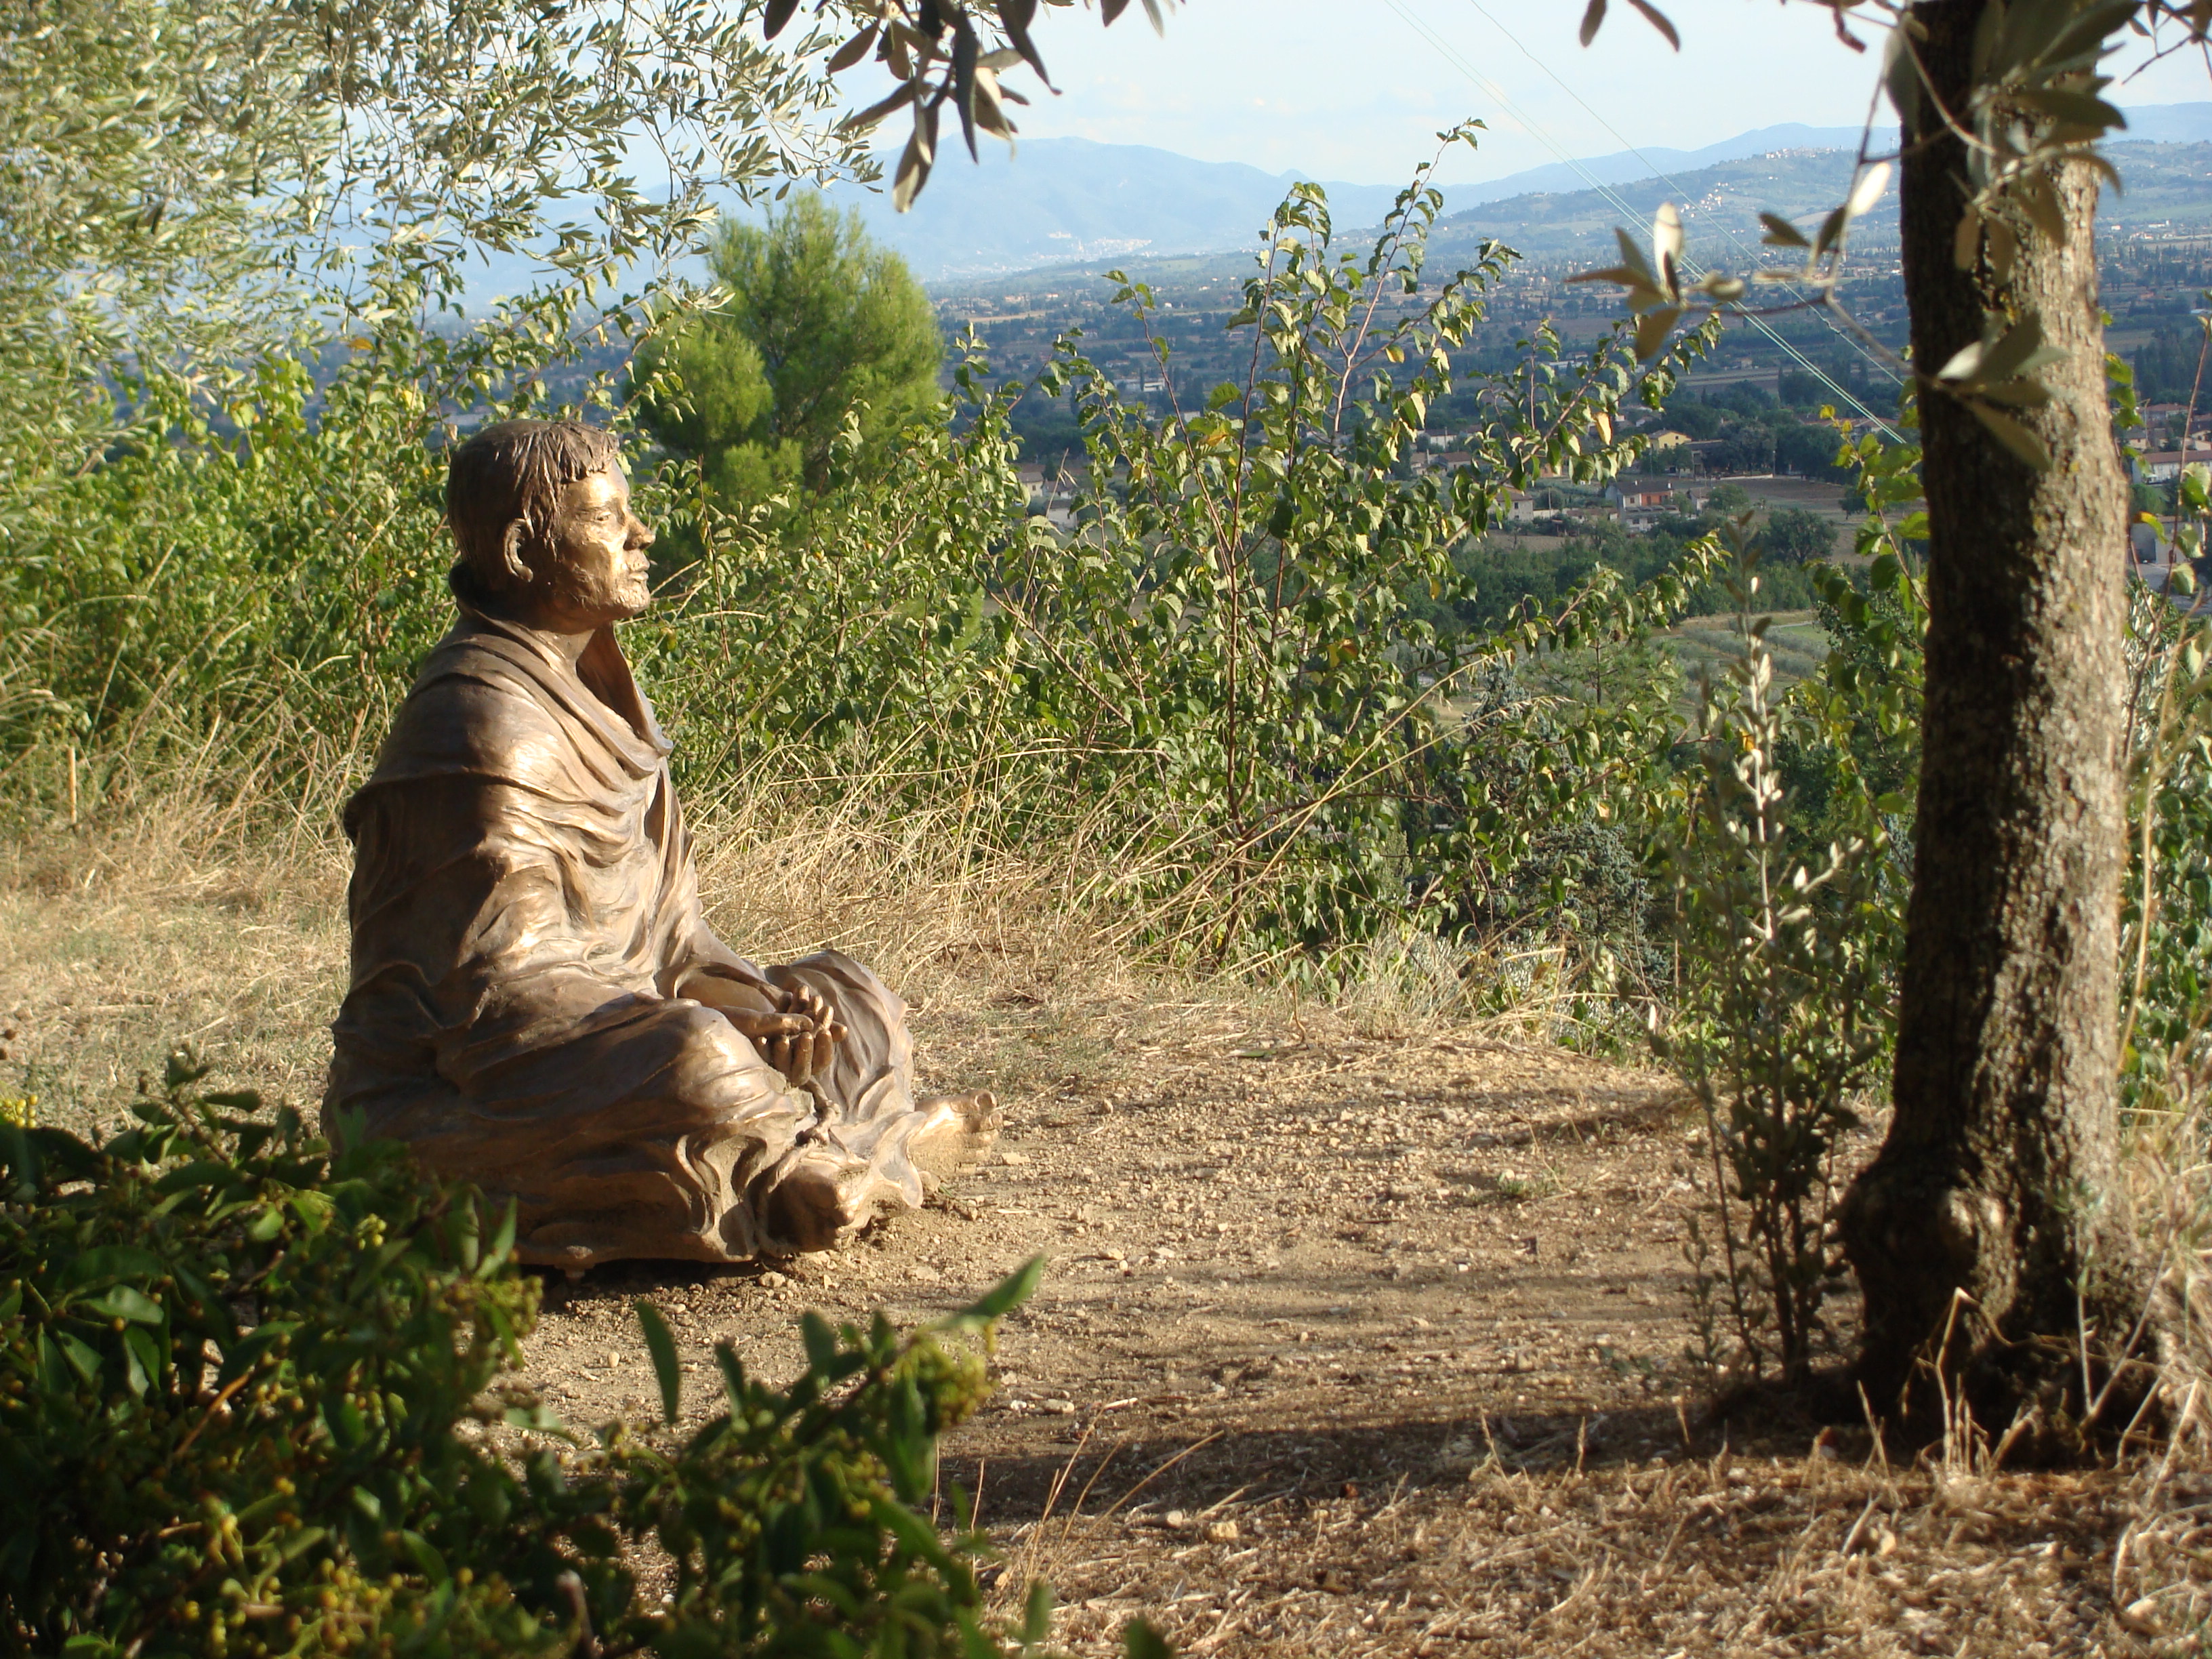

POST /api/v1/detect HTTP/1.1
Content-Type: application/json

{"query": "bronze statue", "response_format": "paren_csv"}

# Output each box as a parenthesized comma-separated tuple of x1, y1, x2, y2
(325, 419, 998, 1269)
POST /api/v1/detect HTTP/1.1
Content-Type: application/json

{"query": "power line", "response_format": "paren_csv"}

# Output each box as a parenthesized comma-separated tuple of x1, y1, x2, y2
(1378, 0, 1904, 443)
(1454, 0, 1904, 384)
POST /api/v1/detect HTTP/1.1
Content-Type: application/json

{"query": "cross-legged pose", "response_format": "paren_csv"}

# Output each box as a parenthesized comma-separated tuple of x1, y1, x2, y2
(325, 419, 996, 1269)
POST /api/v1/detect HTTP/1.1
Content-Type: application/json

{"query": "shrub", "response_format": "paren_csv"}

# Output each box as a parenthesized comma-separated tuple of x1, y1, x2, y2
(1658, 600, 1893, 1385)
(0, 1055, 1060, 1659)
(1654, 451, 1921, 1386)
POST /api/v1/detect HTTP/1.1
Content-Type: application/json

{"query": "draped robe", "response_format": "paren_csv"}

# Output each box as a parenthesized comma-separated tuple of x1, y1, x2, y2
(325, 608, 940, 1268)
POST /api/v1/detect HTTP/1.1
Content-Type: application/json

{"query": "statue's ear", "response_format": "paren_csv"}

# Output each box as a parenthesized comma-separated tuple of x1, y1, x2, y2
(499, 519, 533, 587)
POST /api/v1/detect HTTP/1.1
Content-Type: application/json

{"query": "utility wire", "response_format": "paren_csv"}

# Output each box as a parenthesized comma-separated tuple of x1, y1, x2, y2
(1454, 0, 1905, 389)
(1379, 0, 1905, 443)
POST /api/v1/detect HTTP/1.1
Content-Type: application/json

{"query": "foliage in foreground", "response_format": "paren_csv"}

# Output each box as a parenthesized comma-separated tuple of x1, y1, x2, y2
(0, 1057, 1099, 1659)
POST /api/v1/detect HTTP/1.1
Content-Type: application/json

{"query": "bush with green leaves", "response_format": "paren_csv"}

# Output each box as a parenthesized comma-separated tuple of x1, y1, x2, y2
(1659, 397, 2212, 1386)
(0, 1055, 1090, 1659)
(2121, 576, 2212, 1117)
(560, 142, 1737, 988)
(2, 104, 1765, 1008)
(1652, 417, 1926, 1385)
(1657, 565, 1897, 1386)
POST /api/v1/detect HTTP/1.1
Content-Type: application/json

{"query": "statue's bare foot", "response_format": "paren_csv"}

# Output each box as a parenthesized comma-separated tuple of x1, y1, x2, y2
(760, 1154, 859, 1254)
(907, 1090, 1001, 1196)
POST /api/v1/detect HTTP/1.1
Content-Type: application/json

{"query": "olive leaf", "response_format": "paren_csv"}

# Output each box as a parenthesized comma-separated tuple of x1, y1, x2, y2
(892, 98, 941, 212)
(1965, 401, 2053, 468)
(1936, 311, 2067, 389)
(827, 22, 880, 73)
(1845, 161, 1893, 220)
(1761, 211, 1810, 249)
(635, 1299, 682, 1425)
(1580, 0, 1678, 48)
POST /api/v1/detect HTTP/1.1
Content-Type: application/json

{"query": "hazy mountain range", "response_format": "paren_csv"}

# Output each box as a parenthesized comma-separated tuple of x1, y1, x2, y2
(844, 103, 2212, 283)
(449, 103, 2212, 303)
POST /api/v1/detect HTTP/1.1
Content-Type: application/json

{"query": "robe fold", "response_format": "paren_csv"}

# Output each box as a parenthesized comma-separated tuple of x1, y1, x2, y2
(325, 607, 934, 1267)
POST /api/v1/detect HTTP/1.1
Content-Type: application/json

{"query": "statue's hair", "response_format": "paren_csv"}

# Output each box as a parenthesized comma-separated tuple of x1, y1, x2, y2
(445, 418, 623, 599)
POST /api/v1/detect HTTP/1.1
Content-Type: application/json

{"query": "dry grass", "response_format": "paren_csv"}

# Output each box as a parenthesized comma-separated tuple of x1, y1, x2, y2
(1004, 1438, 2212, 1656)
(0, 799, 352, 1130)
(0, 744, 1547, 1137)
(7, 767, 2212, 1658)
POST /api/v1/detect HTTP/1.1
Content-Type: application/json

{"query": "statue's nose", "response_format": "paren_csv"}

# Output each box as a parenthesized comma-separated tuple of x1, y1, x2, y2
(629, 515, 655, 550)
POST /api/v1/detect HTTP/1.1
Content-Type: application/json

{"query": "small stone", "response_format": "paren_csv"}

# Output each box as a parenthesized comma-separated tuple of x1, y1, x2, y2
(1204, 1519, 1240, 1543)
(758, 1271, 788, 1289)
(1000, 1151, 1031, 1166)
(2118, 1597, 2162, 1636)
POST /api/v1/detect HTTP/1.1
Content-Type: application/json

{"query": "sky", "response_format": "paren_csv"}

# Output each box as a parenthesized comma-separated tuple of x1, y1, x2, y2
(854, 0, 2212, 187)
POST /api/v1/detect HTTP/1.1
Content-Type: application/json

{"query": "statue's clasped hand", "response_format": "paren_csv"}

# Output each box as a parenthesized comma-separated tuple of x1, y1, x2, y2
(673, 965, 846, 1089)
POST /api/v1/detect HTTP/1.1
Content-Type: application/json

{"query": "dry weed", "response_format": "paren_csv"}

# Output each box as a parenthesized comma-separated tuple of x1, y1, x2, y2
(7, 770, 2212, 1658)
(968, 1421, 2212, 1657)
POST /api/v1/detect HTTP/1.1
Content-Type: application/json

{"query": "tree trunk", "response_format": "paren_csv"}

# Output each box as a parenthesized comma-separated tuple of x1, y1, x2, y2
(1836, 0, 2143, 1434)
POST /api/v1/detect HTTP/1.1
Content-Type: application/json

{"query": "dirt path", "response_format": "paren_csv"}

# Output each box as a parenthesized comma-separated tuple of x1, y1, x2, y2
(5, 872, 2192, 1656)
(531, 991, 1698, 1444)
(525, 996, 2198, 1658)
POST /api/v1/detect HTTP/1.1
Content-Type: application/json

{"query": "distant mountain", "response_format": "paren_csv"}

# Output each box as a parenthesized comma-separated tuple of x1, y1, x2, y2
(825, 138, 1402, 281)
(453, 103, 2212, 302)
(1431, 150, 1873, 264)
(839, 104, 2212, 283)
(1454, 104, 2211, 201)
(1427, 134, 2212, 264)
(1453, 123, 1886, 204)
(2110, 102, 2212, 143)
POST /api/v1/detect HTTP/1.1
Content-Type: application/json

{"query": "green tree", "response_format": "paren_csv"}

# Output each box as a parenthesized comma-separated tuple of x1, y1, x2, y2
(638, 197, 943, 506)
(1566, 0, 2207, 1433)
(1761, 506, 1835, 567)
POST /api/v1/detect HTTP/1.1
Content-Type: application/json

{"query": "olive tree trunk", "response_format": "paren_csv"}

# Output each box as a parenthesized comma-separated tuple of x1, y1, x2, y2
(1836, 0, 2145, 1431)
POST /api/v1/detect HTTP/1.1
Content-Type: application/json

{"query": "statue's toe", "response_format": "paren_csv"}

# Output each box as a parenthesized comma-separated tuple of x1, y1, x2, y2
(909, 1091, 1000, 1195)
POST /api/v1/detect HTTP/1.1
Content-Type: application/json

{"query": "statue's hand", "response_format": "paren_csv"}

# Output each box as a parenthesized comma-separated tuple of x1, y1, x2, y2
(677, 965, 844, 1088)
(759, 972, 844, 1088)
(718, 1005, 815, 1081)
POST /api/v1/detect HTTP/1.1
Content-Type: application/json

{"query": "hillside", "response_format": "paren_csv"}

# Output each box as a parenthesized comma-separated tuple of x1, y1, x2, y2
(857, 105, 2212, 283)
(1431, 137, 2212, 262)
(456, 110, 2212, 304)
(825, 138, 1404, 281)
(928, 136, 2212, 300)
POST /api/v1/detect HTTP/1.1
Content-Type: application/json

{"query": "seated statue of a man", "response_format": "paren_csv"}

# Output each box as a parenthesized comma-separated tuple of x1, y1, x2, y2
(324, 418, 997, 1269)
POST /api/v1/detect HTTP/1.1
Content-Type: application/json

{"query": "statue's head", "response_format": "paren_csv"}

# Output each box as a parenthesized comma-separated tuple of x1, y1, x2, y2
(445, 418, 655, 631)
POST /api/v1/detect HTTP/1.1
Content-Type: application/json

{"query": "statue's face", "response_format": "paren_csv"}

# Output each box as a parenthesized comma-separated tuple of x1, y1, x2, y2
(535, 466, 655, 629)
